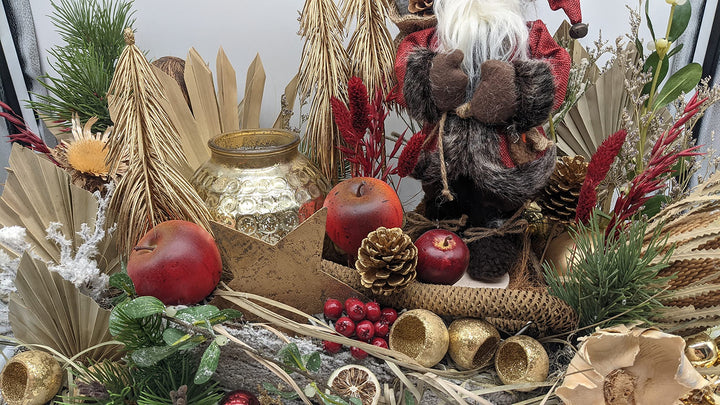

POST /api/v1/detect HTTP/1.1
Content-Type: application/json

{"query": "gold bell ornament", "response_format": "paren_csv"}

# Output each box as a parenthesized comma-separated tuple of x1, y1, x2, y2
(447, 318, 500, 370)
(494, 335, 549, 390)
(389, 309, 449, 368)
(0, 350, 63, 405)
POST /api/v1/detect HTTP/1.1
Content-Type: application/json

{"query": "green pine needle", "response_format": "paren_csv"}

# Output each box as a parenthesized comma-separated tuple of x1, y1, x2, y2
(544, 211, 674, 329)
(27, 0, 135, 131)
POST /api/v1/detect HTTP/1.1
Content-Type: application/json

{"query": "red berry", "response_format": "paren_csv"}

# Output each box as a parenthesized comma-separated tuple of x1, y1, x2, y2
(323, 340, 342, 354)
(371, 337, 388, 349)
(350, 346, 368, 360)
(355, 320, 375, 342)
(345, 297, 362, 309)
(364, 302, 381, 322)
(335, 317, 356, 337)
(346, 299, 366, 322)
(373, 320, 390, 338)
(323, 299, 344, 320)
(380, 308, 398, 324)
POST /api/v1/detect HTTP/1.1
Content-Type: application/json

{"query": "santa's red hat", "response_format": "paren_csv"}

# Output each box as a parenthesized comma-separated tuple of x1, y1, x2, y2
(547, 0, 587, 38)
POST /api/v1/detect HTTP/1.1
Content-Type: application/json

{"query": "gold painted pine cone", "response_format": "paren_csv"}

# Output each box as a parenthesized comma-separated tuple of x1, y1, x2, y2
(539, 155, 587, 223)
(355, 227, 418, 296)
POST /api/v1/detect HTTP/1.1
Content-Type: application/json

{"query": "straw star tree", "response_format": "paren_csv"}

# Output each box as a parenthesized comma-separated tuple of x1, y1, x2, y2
(106, 28, 212, 257)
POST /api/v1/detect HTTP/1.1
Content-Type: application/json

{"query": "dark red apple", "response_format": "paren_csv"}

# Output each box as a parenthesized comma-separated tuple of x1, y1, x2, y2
(323, 177, 403, 256)
(127, 220, 222, 305)
(415, 229, 469, 285)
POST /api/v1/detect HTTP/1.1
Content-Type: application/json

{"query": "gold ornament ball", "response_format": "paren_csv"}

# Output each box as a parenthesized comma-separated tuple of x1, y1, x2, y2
(448, 318, 500, 370)
(685, 333, 718, 368)
(495, 335, 549, 390)
(0, 350, 63, 405)
(389, 309, 449, 368)
(544, 231, 576, 277)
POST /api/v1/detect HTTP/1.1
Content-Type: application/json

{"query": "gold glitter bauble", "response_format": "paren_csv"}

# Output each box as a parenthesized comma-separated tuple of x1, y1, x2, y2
(495, 335, 549, 390)
(448, 318, 500, 370)
(389, 309, 449, 367)
(0, 350, 63, 405)
(686, 333, 719, 368)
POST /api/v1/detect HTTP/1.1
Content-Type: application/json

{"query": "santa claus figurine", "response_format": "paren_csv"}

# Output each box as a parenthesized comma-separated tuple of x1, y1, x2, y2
(394, 0, 583, 279)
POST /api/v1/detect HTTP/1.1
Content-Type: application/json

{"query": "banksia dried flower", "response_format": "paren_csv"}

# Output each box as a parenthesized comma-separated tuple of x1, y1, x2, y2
(356, 227, 418, 296)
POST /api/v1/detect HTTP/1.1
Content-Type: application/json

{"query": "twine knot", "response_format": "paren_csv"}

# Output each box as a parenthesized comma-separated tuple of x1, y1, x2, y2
(123, 27, 135, 45)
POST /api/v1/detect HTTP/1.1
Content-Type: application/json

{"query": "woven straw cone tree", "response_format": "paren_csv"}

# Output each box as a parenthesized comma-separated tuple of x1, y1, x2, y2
(106, 28, 212, 257)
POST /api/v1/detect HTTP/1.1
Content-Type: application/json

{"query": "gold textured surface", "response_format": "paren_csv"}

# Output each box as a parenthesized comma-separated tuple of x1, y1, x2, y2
(495, 336, 549, 389)
(389, 309, 449, 367)
(686, 334, 719, 368)
(448, 318, 500, 370)
(0, 351, 62, 405)
(192, 130, 330, 244)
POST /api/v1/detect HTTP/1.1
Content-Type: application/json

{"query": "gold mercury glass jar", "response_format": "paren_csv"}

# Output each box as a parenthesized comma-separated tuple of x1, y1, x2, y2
(191, 129, 330, 243)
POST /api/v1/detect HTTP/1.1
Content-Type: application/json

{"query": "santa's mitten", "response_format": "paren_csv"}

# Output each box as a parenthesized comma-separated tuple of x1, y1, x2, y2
(430, 50, 469, 112)
(466, 235, 520, 280)
(464, 60, 518, 124)
(511, 60, 556, 133)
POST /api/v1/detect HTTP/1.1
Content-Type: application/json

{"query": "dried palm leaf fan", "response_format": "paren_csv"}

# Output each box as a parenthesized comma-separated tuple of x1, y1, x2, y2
(645, 171, 720, 335)
(0, 144, 120, 274)
(106, 28, 212, 257)
(155, 49, 300, 172)
(9, 254, 119, 362)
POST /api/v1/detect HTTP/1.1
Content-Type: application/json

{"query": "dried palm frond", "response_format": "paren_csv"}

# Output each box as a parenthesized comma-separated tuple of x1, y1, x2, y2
(341, 0, 396, 98)
(298, 0, 350, 181)
(0, 144, 120, 275)
(9, 254, 120, 362)
(106, 28, 212, 257)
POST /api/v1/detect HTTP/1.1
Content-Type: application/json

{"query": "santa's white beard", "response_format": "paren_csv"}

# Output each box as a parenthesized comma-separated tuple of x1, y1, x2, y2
(435, 0, 530, 84)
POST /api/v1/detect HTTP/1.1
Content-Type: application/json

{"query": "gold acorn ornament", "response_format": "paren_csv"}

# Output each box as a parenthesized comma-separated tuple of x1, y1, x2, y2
(52, 114, 124, 193)
(355, 227, 418, 296)
(539, 155, 588, 224)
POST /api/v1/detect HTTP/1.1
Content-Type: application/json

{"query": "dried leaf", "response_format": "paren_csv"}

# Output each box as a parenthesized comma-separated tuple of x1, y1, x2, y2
(9, 254, 120, 362)
(240, 54, 266, 129)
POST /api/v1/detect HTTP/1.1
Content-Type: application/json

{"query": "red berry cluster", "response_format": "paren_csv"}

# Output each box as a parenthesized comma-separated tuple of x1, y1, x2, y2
(322, 298, 398, 360)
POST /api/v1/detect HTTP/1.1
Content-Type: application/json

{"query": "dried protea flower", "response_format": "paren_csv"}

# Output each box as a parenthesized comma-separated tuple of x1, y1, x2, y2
(53, 114, 125, 192)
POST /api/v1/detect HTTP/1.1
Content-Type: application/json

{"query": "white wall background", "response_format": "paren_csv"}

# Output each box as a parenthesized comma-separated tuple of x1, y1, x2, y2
(24, 0, 719, 204)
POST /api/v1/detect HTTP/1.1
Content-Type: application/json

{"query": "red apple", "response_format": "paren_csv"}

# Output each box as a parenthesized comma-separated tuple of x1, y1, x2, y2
(415, 229, 469, 285)
(127, 220, 222, 305)
(323, 177, 403, 256)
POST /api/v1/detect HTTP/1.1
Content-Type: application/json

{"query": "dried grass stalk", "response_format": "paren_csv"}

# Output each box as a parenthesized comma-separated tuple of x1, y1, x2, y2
(298, 0, 350, 181)
(106, 28, 212, 256)
(342, 0, 396, 98)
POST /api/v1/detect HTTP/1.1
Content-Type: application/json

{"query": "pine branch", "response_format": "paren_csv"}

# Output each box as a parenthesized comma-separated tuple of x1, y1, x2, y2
(28, 0, 135, 132)
(545, 210, 674, 329)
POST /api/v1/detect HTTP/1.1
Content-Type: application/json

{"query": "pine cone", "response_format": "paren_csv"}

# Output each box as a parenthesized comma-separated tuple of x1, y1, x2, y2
(539, 155, 588, 223)
(408, 0, 434, 16)
(356, 227, 418, 296)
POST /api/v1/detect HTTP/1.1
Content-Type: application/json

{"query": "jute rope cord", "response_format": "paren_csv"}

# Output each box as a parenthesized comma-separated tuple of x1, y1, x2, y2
(404, 203, 541, 289)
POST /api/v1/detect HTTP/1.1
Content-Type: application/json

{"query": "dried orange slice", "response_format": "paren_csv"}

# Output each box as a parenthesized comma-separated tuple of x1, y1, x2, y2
(326, 364, 381, 405)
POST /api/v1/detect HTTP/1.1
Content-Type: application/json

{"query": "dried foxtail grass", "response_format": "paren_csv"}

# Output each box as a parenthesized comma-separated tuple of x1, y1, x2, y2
(646, 171, 720, 335)
(298, 0, 349, 181)
(106, 28, 212, 257)
(342, 0, 396, 98)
